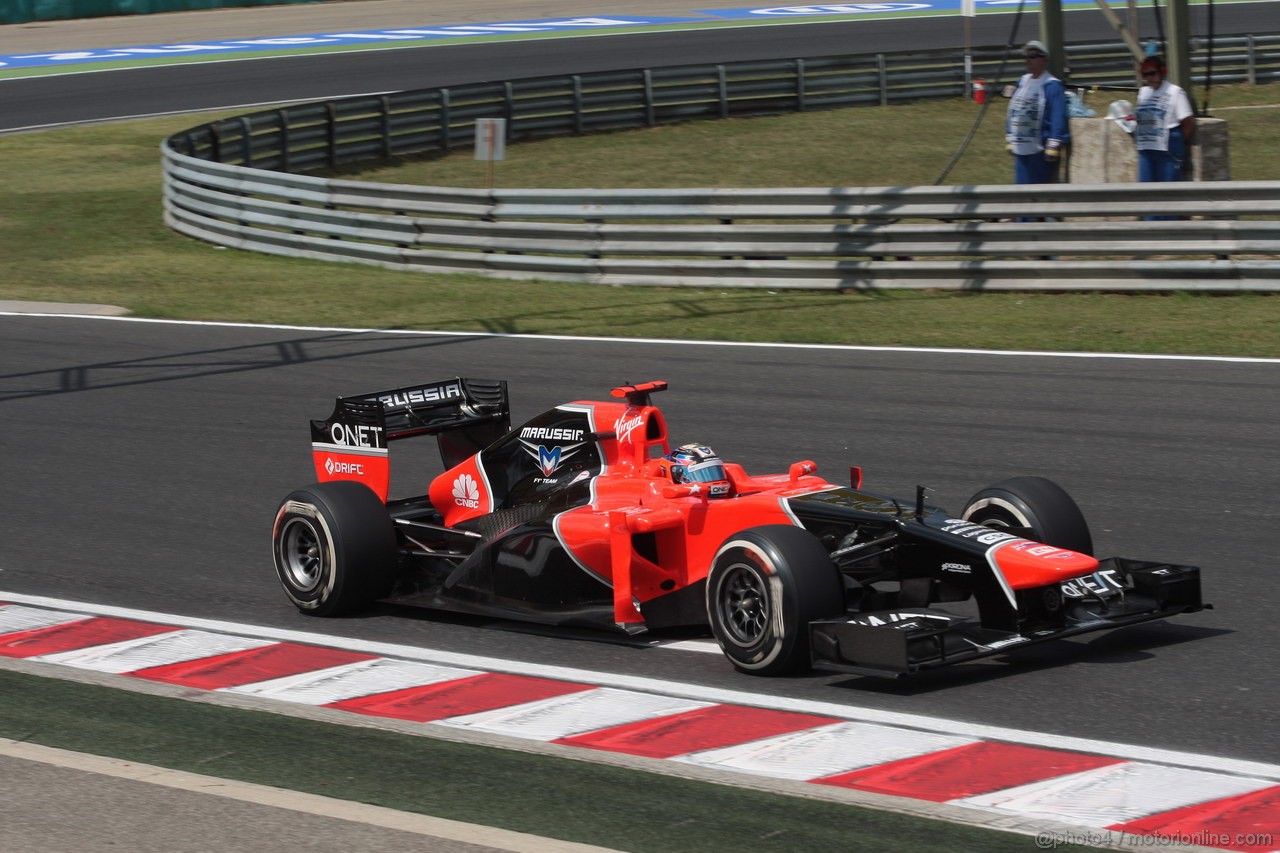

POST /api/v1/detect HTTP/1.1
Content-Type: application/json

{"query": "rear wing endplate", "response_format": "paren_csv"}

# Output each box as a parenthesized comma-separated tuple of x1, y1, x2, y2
(309, 377, 509, 499)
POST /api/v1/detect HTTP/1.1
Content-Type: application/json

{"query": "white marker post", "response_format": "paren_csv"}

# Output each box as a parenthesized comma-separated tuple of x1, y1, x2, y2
(962, 0, 977, 99)
(474, 117, 507, 188)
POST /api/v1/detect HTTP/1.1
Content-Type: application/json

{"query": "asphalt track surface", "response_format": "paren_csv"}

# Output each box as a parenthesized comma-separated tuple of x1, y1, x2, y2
(2, 1, 1279, 131)
(1, 314, 1277, 766)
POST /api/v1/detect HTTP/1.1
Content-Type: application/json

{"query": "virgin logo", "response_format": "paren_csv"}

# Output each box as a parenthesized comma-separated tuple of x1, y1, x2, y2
(614, 409, 644, 444)
(452, 473, 481, 508)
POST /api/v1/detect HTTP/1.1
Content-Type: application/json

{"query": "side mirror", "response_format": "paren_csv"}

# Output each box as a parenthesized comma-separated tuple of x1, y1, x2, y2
(662, 483, 707, 500)
(788, 460, 817, 483)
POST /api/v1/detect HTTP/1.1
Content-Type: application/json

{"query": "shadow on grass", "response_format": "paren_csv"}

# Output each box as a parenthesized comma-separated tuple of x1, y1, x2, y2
(404, 285, 931, 338)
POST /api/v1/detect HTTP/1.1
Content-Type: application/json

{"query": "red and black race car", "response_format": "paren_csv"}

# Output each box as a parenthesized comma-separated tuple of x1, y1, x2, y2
(271, 378, 1206, 677)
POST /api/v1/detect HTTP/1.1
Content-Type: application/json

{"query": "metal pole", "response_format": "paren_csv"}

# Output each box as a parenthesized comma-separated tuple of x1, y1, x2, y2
(1040, 0, 1065, 78)
(964, 15, 972, 98)
(1166, 0, 1193, 89)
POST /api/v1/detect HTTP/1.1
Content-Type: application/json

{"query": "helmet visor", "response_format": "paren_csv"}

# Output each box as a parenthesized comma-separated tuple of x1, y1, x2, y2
(683, 460, 727, 483)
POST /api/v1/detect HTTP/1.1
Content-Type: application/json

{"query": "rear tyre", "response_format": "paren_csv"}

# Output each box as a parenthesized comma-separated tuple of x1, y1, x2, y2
(272, 481, 397, 616)
(707, 525, 844, 676)
(961, 476, 1093, 555)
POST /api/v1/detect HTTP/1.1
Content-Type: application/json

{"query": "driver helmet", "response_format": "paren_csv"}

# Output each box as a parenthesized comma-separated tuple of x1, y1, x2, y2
(665, 443, 731, 497)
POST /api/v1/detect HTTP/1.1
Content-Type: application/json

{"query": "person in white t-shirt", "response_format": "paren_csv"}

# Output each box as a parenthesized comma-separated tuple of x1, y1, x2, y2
(1135, 54, 1196, 182)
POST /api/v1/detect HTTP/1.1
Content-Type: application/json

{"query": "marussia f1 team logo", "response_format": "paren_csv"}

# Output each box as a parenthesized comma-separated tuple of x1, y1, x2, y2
(519, 438, 585, 476)
(452, 473, 481, 508)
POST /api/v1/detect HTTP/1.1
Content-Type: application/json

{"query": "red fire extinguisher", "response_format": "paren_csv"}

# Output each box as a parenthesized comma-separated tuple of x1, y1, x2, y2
(973, 78, 986, 105)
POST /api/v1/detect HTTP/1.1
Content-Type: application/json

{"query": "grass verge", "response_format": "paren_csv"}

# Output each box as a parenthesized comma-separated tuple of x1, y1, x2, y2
(0, 669, 1103, 852)
(2, 86, 1280, 356)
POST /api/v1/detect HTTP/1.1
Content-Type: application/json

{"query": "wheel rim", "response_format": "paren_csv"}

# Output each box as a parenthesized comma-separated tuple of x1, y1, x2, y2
(718, 563, 769, 645)
(279, 517, 325, 592)
(976, 512, 1013, 529)
(965, 496, 1034, 535)
(970, 507, 1042, 541)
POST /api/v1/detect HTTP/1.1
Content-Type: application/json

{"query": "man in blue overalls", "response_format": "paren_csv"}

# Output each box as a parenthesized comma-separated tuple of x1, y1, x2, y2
(1005, 40, 1070, 184)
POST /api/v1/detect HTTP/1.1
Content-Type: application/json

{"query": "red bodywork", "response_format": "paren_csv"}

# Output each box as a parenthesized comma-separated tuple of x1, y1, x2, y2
(424, 382, 836, 628)
(313, 379, 1102, 632)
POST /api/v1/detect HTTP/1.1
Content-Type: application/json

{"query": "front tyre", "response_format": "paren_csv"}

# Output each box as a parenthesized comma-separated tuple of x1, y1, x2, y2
(707, 525, 844, 676)
(272, 481, 396, 616)
(962, 476, 1093, 555)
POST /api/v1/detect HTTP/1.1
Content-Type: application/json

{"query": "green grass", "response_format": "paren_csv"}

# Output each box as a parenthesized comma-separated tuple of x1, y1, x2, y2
(3, 85, 1280, 355)
(356, 99, 1013, 189)
(0, 669, 1105, 852)
(356, 84, 1280, 188)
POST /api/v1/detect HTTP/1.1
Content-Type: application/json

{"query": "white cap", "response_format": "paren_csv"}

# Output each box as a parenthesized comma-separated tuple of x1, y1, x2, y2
(1023, 40, 1049, 57)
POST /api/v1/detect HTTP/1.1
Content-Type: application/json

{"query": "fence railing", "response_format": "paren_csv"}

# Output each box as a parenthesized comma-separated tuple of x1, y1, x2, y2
(161, 34, 1280, 292)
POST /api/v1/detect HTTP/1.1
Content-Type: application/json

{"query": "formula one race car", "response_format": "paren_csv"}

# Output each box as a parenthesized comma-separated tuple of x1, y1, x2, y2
(272, 379, 1206, 677)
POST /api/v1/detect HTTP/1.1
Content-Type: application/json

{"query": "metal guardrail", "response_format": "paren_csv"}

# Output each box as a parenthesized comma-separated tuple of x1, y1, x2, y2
(162, 36, 1280, 292)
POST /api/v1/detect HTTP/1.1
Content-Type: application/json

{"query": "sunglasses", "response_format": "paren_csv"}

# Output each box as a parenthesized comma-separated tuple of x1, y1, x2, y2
(1142, 70, 1161, 77)
(1025, 52, 1047, 59)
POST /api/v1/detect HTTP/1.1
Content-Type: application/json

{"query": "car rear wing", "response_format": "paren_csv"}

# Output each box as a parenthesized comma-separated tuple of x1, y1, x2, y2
(309, 377, 509, 500)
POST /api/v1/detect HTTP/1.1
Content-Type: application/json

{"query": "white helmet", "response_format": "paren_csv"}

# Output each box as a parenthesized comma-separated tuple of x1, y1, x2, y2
(664, 443, 731, 498)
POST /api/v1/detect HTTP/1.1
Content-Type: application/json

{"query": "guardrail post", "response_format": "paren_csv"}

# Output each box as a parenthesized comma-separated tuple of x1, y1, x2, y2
(587, 218, 603, 259)
(643, 69, 655, 127)
(796, 58, 807, 111)
(504, 81, 516, 134)
(238, 116, 253, 168)
(1248, 35, 1257, 85)
(877, 54, 888, 106)
(441, 88, 452, 153)
(573, 75, 584, 134)
(718, 65, 729, 119)
(277, 110, 290, 172)
(381, 95, 393, 159)
(326, 102, 338, 170)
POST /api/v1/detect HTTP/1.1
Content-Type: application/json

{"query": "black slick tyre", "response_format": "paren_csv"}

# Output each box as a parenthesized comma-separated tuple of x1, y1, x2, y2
(272, 481, 397, 616)
(961, 476, 1093, 555)
(706, 524, 844, 676)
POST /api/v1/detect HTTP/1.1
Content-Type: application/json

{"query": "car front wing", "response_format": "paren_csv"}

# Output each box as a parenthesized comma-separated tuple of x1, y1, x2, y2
(808, 558, 1206, 678)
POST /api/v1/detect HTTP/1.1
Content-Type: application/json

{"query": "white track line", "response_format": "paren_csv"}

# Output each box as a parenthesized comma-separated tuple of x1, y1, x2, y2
(4, 312, 1278, 363)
